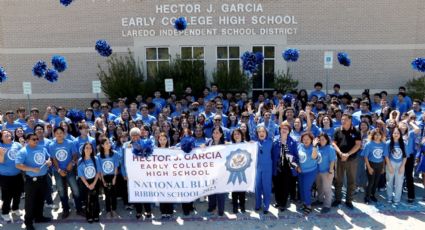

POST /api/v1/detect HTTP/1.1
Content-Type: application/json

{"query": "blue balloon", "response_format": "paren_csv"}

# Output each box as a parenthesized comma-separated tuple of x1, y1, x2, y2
(174, 17, 188, 31)
(337, 52, 351, 67)
(95, 40, 113, 57)
(0, 66, 7, 83)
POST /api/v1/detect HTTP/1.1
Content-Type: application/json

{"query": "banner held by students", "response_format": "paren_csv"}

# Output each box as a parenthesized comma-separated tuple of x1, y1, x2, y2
(125, 142, 258, 203)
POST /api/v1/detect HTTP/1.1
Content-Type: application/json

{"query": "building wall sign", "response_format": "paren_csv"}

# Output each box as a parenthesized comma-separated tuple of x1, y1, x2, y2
(121, 3, 298, 37)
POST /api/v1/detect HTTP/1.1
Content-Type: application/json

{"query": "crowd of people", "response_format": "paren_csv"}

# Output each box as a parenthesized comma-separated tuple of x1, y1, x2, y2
(1, 82, 425, 230)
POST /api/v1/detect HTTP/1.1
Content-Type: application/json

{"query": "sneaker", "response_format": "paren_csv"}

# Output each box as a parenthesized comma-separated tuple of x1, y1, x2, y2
(321, 207, 331, 214)
(387, 199, 393, 204)
(370, 196, 378, 202)
(403, 187, 408, 193)
(11, 209, 22, 216)
(1, 214, 11, 222)
(345, 202, 354, 210)
(331, 200, 341, 207)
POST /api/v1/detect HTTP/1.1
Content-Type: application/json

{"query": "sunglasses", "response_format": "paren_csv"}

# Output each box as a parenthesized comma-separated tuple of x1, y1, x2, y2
(30, 138, 39, 141)
(214, 119, 222, 121)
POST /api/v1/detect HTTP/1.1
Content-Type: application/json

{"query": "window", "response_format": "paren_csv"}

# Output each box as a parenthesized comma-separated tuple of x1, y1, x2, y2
(252, 46, 275, 90)
(146, 47, 170, 78)
(181, 46, 205, 76)
(216, 46, 240, 73)
(181, 47, 204, 60)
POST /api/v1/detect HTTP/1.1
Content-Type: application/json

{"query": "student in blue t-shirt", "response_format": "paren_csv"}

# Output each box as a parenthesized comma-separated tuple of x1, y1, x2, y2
(15, 133, 52, 229)
(78, 142, 100, 223)
(315, 132, 336, 213)
(297, 132, 319, 215)
(49, 126, 82, 218)
(96, 137, 119, 218)
(385, 127, 407, 205)
(75, 123, 96, 156)
(363, 128, 388, 203)
(0, 130, 23, 221)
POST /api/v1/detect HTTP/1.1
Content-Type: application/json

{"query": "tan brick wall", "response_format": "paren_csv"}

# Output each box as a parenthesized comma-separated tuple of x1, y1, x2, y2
(0, 0, 424, 106)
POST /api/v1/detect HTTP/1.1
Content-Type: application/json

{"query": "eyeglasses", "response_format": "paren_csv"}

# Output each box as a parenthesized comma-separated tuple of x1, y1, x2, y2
(216, 107, 223, 109)
(30, 138, 39, 141)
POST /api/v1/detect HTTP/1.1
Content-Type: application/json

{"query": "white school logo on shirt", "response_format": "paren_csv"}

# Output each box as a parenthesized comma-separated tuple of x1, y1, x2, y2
(55, 149, 68, 161)
(102, 160, 114, 174)
(299, 150, 307, 163)
(372, 148, 383, 159)
(7, 149, 17, 161)
(392, 147, 402, 160)
(33, 152, 45, 165)
(84, 166, 96, 179)
(317, 152, 322, 164)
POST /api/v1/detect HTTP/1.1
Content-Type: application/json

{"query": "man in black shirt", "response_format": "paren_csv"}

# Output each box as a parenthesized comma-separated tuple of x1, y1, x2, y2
(332, 113, 361, 209)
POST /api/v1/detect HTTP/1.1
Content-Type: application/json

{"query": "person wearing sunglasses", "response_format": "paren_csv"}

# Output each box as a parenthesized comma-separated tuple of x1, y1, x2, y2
(15, 133, 52, 230)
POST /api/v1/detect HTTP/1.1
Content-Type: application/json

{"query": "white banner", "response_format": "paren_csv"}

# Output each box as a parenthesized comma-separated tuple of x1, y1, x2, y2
(125, 142, 258, 203)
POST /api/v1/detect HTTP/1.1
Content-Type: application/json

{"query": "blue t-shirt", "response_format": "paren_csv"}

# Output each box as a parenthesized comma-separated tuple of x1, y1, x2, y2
(75, 136, 96, 156)
(297, 144, 318, 173)
(403, 130, 416, 157)
(15, 145, 49, 177)
(317, 145, 336, 173)
(0, 142, 23, 176)
(96, 151, 120, 175)
(362, 141, 388, 163)
(77, 157, 98, 180)
(386, 140, 405, 163)
(48, 139, 78, 171)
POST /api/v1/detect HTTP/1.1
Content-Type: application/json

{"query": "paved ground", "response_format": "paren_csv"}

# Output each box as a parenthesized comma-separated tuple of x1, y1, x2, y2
(1, 183, 425, 229)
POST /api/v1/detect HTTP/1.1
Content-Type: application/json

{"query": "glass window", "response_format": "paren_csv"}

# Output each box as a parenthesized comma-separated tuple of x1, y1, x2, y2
(252, 46, 275, 90)
(217, 46, 240, 73)
(146, 47, 169, 78)
(217, 47, 228, 59)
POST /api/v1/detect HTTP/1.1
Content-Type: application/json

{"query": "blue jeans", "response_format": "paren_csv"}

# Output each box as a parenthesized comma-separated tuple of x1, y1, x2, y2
(299, 169, 318, 206)
(386, 161, 404, 203)
(53, 170, 82, 212)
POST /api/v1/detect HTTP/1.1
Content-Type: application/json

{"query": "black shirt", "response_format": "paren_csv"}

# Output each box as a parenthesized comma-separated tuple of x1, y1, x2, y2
(333, 126, 361, 161)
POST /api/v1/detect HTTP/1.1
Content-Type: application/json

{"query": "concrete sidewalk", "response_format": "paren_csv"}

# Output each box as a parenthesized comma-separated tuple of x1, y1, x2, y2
(1, 184, 424, 229)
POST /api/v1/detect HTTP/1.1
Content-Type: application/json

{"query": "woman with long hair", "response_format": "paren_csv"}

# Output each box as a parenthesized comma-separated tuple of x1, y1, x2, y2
(156, 132, 174, 219)
(297, 132, 319, 215)
(206, 127, 226, 216)
(385, 127, 407, 205)
(363, 128, 388, 203)
(78, 142, 100, 223)
(356, 121, 370, 193)
(230, 128, 246, 213)
(398, 120, 420, 203)
(0, 130, 24, 222)
(96, 138, 120, 218)
(315, 133, 336, 213)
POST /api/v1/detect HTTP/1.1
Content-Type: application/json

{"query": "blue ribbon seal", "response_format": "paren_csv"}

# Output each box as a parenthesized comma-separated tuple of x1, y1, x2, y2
(225, 149, 252, 185)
